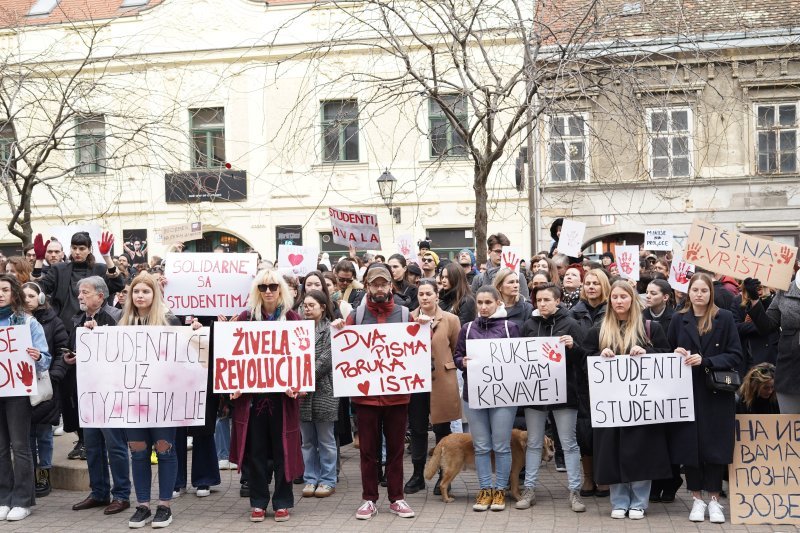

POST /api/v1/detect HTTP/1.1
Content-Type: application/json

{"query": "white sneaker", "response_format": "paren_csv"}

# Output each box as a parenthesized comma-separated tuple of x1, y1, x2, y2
(196, 488, 211, 497)
(6, 507, 31, 521)
(171, 490, 182, 499)
(0, 506, 10, 520)
(611, 508, 627, 519)
(53, 425, 64, 436)
(187, 436, 193, 450)
(689, 497, 707, 522)
(708, 498, 725, 523)
(628, 508, 645, 520)
(218, 459, 230, 470)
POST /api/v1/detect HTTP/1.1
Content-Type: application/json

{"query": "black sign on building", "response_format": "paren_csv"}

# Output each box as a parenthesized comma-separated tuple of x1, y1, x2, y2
(164, 170, 247, 203)
(276, 225, 303, 247)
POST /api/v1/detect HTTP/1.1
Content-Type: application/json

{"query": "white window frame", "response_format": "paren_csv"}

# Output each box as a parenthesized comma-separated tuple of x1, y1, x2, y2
(645, 107, 693, 179)
(754, 102, 799, 175)
(545, 113, 590, 183)
(320, 99, 360, 163)
(428, 95, 469, 159)
(75, 115, 106, 175)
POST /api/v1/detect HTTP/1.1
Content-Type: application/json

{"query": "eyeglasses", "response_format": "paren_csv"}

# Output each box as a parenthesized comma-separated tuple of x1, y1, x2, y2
(490, 248, 503, 254)
(258, 283, 280, 293)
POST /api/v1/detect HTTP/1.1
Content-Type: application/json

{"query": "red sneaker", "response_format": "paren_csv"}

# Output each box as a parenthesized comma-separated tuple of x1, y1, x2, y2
(250, 508, 266, 522)
(274, 509, 290, 522)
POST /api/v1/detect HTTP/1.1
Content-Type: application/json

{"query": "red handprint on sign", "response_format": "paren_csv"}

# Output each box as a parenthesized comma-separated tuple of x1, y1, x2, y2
(619, 253, 633, 275)
(294, 327, 311, 351)
(776, 245, 795, 265)
(672, 262, 691, 285)
(399, 239, 411, 257)
(502, 251, 520, 271)
(685, 243, 701, 262)
(16, 361, 34, 393)
(542, 342, 562, 363)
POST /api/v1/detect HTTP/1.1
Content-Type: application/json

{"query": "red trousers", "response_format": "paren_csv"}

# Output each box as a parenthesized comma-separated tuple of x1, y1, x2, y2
(354, 403, 408, 502)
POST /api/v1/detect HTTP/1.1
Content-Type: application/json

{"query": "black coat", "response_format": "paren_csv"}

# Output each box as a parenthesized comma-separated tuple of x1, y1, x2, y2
(183, 315, 220, 437)
(729, 294, 779, 375)
(439, 289, 476, 326)
(570, 300, 607, 454)
(584, 320, 675, 484)
(749, 281, 800, 395)
(521, 307, 585, 410)
(40, 260, 124, 329)
(61, 308, 119, 433)
(642, 305, 675, 334)
(393, 280, 419, 310)
(667, 309, 743, 465)
(31, 307, 70, 426)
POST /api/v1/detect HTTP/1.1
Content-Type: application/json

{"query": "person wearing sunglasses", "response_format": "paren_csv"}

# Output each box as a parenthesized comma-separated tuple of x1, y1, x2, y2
(420, 252, 439, 279)
(228, 270, 304, 524)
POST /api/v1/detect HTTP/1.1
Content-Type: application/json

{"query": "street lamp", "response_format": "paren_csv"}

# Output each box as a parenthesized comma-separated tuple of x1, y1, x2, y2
(377, 168, 401, 223)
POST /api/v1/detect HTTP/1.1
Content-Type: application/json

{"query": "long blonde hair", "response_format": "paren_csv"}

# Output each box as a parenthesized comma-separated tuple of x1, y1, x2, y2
(248, 269, 293, 321)
(679, 273, 719, 335)
(598, 281, 649, 354)
(493, 267, 520, 304)
(581, 268, 611, 304)
(120, 272, 172, 326)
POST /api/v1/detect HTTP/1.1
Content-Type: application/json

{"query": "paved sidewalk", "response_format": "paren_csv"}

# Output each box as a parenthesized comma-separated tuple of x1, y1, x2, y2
(6, 435, 787, 532)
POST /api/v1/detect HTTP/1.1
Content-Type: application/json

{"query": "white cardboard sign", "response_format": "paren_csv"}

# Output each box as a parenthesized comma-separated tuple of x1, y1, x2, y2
(277, 245, 319, 277)
(0, 324, 37, 397)
(668, 251, 695, 293)
(587, 353, 695, 427)
(645, 229, 673, 251)
(614, 245, 640, 281)
(328, 207, 382, 250)
(558, 219, 586, 257)
(500, 246, 523, 273)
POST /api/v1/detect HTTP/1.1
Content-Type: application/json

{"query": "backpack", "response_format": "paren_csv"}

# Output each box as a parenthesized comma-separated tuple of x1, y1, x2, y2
(355, 302, 409, 325)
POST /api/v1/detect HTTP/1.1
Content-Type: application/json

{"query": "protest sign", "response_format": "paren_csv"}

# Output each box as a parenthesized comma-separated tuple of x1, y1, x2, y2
(614, 245, 640, 281)
(277, 244, 319, 277)
(686, 220, 798, 290)
(397, 234, 418, 265)
(0, 324, 36, 397)
(331, 323, 431, 397)
(587, 354, 694, 427)
(155, 222, 202, 244)
(558, 219, 586, 257)
(668, 250, 695, 292)
(730, 414, 800, 525)
(645, 229, 673, 251)
(213, 320, 315, 393)
(163, 253, 257, 316)
(466, 337, 566, 409)
(49, 224, 103, 255)
(75, 326, 210, 428)
(501, 246, 523, 273)
(329, 207, 382, 250)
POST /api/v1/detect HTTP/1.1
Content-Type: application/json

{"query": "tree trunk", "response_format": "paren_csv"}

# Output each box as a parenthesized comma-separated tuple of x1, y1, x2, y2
(473, 165, 490, 267)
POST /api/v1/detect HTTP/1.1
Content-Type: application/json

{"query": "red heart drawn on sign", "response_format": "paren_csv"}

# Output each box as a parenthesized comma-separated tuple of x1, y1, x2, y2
(406, 324, 421, 336)
(357, 381, 370, 396)
(288, 254, 304, 266)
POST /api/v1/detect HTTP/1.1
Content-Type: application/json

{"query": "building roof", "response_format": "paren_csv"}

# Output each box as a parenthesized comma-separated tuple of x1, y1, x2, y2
(0, 0, 164, 28)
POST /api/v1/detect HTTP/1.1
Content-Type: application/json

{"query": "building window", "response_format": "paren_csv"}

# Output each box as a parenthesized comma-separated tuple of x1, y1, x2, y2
(756, 103, 797, 174)
(429, 95, 468, 158)
(75, 116, 106, 175)
(321, 100, 359, 162)
(0, 123, 13, 166)
(190, 108, 225, 169)
(120, 0, 149, 6)
(647, 108, 691, 178)
(548, 114, 587, 182)
(28, 0, 59, 16)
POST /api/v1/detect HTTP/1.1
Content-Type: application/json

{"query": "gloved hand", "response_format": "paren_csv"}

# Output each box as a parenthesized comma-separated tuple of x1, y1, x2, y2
(743, 277, 761, 300)
(33, 234, 49, 261)
(97, 231, 114, 256)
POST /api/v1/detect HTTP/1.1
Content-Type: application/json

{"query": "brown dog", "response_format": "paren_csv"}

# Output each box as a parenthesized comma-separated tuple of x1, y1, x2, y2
(424, 429, 554, 503)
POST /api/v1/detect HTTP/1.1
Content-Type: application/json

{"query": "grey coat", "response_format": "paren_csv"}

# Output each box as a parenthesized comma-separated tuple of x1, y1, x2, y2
(300, 319, 339, 422)
(750, 280, 800, 395)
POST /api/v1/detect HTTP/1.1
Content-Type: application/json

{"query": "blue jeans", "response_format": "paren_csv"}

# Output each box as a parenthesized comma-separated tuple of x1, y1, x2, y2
(174, 429, 221, 490)
(127, 427, 177, 503)
(29, 423, 54, 469)
(463, 402, 516, 489)
(610, 480, 651, 511)
(84, 427, 131, 502)
(215, 416, 231, 461)
(524, 408, 581, 491)
(300, 421, 337, 487)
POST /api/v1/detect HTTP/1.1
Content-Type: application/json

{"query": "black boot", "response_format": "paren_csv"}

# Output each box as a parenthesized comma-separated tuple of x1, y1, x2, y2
(404, 463, 426, 494)
(35, 468, 51, 497)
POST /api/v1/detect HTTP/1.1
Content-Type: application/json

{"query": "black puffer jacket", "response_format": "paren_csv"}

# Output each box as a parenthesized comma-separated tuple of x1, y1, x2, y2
(521, 306, 585, 410)
(31, 306, 70, 426)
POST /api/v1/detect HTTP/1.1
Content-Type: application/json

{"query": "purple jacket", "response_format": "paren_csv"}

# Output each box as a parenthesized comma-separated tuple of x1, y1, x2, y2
(453, 308, 519, 402)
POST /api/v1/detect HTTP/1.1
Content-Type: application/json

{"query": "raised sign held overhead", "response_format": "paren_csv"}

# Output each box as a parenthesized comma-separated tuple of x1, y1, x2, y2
(328, 207, 382, 250)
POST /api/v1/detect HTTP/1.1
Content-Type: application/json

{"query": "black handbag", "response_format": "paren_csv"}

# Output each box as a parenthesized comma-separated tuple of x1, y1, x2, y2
(705, 367, 741, 393)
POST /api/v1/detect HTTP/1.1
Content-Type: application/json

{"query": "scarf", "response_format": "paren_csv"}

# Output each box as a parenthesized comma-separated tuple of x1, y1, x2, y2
(0, 306, 13, 321)
(365, 299, 394, 323)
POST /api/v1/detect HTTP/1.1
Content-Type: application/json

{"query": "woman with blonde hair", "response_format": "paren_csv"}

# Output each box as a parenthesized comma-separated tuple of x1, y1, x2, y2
(570, 268, 611, 497)
(493, 268, 533, 329)
(229, 269, 304, 523)
(120, 273, 187, 528)
(736, 363, 779, 414)
(667, 272, 742, 524)
(584, 280, 672, 520)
